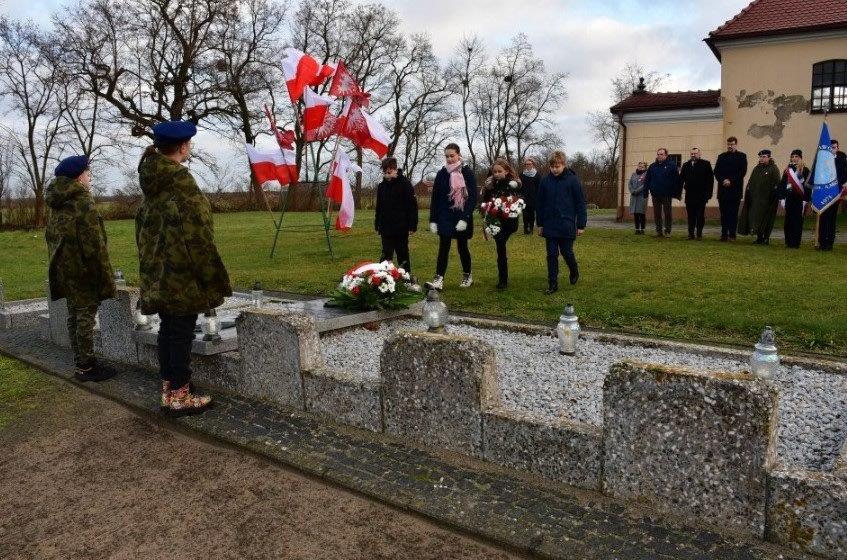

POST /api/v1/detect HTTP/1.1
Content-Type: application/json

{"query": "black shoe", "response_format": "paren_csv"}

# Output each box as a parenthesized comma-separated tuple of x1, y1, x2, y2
(687, 235, 695, 240)
(696, 234, 703, 240)
(74, 364, 117, 383)
(569, 270, 579, 285)
(545, 285, 558, 295)
(496, 281, 507, 290)
(720, 236, 728, 242)
(664, 230, 672, 237)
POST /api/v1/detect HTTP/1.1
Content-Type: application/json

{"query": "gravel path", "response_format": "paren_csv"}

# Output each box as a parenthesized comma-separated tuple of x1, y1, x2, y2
(320, 320, 847, 471)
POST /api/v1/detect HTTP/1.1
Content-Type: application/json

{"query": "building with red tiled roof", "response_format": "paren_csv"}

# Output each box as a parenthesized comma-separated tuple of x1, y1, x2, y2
(610, 0, 847, 222)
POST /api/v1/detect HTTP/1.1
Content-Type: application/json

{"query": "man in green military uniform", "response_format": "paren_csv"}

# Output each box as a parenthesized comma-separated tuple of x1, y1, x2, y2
(739, 149, 781, 244)
(45, 155, 116, 382)
(136, 120, 232, 416)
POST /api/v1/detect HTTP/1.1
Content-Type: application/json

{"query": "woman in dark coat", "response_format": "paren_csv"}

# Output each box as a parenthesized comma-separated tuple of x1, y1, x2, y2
(778, 149, 811, 249)
(426, 143, 477, 290)
(374, 157, 419, 287)
(481, 158, 522, 289)
(536, 150, 588, 294)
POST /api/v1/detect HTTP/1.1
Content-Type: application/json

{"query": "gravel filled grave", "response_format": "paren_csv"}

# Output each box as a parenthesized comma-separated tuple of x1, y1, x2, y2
(320, 319, 847, 472)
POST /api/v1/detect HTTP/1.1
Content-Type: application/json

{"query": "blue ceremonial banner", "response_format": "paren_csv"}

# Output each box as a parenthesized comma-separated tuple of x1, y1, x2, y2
(811, 122, 841, 213)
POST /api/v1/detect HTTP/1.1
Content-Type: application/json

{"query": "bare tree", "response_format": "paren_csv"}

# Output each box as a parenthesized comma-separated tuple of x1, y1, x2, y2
(54, 0, 237, 139)
(587, 62, 668, 182)
(0, 135, 14, 228)
(446, 35, 485, 170)
(0, 17, 66, 226)
(211, 0, 288, 204)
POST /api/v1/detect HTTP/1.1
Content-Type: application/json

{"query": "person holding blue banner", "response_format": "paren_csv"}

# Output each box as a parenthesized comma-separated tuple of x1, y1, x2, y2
(777, 149, 811, 249)
(810, 125, 846, 251)
(815, 139, 847, 250)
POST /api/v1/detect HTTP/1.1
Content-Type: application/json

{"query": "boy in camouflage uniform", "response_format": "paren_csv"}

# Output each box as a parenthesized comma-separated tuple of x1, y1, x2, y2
(136, 120, 232, 416)
(45, 155, 116, 382)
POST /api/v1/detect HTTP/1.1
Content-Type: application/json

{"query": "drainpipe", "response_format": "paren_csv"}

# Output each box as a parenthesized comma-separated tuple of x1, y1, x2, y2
(616, 113, 628, 222)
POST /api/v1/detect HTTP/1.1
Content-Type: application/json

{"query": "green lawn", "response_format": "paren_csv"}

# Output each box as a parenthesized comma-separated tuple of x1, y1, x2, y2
(1, 210, 845, 357)
(0, 355, 57, 429)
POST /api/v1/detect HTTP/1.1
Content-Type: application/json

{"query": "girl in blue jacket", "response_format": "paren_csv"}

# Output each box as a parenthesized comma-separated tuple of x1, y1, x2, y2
(425, 143, 477, 290)
(536, 151, 588, 294)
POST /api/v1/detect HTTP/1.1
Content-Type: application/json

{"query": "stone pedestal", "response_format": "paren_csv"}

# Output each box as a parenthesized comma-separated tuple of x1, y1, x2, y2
(47, 295, 70, 348)
(97, 287, 139, 363)
(235, 309, 322, 410)
(767, 467, 847, 558)
(381, 331, 496, 457)
(303, 368, 382, 432)
(602, 361, 778, 538)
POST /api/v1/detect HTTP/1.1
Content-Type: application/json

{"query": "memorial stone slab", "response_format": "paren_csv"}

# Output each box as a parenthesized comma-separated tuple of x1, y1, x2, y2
(381, 331, 496, 457)
(603, 361, 778, 538)
(303, 367, 382, 432)
(235, 309, 322, 410)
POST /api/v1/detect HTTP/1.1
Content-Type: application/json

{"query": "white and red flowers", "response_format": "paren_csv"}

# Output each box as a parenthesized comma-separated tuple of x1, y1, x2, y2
(330, 261, 419, 311)
(479, 193, 526, 237)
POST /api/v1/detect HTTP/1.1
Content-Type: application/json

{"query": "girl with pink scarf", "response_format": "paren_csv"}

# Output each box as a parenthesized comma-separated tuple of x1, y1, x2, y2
(425, 143, 477, 290)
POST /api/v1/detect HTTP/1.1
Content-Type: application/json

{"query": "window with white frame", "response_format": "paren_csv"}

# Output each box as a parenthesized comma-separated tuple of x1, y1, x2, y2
(811, 60, 847, 113)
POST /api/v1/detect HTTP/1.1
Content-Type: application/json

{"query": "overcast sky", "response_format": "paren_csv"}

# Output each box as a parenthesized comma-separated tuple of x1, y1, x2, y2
(1, 0, 753, 180)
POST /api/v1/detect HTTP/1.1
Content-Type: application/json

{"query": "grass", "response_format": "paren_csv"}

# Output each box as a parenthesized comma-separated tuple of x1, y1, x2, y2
(1, 210, 845, 358)
(0, 355, 57, 429)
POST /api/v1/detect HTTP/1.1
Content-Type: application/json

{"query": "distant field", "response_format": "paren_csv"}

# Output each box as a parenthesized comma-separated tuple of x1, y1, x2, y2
(1, 210, 845, 357)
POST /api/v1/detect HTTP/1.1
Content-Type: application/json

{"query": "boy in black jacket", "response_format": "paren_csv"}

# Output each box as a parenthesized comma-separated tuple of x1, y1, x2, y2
(375, 157, 420, 289)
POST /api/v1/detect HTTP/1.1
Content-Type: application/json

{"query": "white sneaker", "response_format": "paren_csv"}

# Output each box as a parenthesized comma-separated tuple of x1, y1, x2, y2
(459, 273, 473, 288)
(409, 282, 422, 293)
(425, 275, 444, 291)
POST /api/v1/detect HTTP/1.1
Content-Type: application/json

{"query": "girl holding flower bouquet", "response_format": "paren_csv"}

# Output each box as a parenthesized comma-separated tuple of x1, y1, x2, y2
(481, 159, 523, 289)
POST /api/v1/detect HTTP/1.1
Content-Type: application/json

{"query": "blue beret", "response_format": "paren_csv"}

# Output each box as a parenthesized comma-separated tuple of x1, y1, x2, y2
(152, 120, 197, 144)
(55, 155, 90, 179)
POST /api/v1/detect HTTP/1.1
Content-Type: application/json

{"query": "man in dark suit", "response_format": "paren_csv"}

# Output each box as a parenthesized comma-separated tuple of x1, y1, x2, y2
(679, 147, 714, 240)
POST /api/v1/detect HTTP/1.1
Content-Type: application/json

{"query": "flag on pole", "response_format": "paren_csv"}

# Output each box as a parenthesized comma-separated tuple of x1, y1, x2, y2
(282, 48, 335, 104)
(329, 59, 368, 107)
(263, 104, 295, 149)
(325, 149, 362, 231)
(303, 88, 337, 141)
(337, 98, 391, 158)
(810, 122, 841, 213)
(245, 144, 298, 187)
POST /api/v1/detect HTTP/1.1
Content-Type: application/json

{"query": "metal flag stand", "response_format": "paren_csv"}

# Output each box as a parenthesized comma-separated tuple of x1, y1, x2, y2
(263, 104, 335, 260)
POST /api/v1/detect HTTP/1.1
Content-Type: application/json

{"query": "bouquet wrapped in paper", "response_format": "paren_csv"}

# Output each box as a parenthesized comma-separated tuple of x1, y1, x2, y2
(328, 261, 421, 311)
(479, 194, 526, 237)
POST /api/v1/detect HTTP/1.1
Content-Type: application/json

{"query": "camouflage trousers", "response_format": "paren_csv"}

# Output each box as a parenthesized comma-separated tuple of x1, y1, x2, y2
(66, 300, 98, 367)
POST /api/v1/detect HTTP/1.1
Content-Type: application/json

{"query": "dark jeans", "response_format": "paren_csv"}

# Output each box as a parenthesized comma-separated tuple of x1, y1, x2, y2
(494, 229, 514, 283)
(67, 300, 98, 368)
(652, 196, 673, 233)
(818, 200, 840, 250)
(158, 313, 198, 389)
(523, 206, 536, 233)
(633, 213, 646, 231)
(436, 235, 471, 276)
(380, 233, 411, 273)
(719, 198, 740, 239)
(545, 237, 578, 287)
(686, 201, 706, 237)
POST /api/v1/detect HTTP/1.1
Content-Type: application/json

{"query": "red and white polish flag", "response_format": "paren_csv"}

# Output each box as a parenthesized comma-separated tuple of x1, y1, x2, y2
(329, 59, 367, 104)
(337, 98, 391, 158)
(325, 149, 362, 231)
(245, 144, 299, 187)
(282, 48, 335, 104)
(303, 88, 337, 141)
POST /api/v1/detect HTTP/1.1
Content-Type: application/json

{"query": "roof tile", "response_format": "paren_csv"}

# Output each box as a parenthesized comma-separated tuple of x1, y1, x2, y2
(610, 90, 721, 115)
(709, 0, 847, 40)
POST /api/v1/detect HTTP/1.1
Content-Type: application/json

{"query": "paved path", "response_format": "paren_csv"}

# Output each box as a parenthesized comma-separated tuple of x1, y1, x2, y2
(0, 326, 811, 560)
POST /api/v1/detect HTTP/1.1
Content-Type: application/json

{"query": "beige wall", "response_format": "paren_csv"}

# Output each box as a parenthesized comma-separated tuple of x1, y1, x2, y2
(618, 117, 724, 210)
(720, 32, 847, 169)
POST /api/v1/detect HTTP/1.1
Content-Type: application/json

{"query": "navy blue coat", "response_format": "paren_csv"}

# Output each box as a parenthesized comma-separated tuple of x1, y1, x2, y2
(429, 165, 477, 239)
(644, 158, 680, 198)
(714, 150, 748, 202)
(536, 170, 588, 239)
